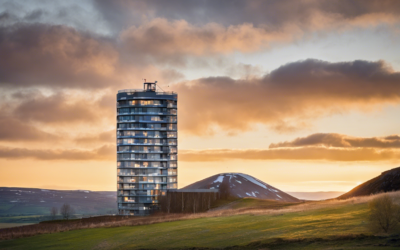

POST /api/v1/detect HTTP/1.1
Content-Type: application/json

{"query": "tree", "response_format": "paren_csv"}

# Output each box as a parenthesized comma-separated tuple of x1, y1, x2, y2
(368, 195, 400, 233)
(50, 207, 58, 220)
(60, 203, 74, 220)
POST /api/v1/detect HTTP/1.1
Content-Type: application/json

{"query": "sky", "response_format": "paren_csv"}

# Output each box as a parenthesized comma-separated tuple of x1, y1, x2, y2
(1, 0, 400, 192)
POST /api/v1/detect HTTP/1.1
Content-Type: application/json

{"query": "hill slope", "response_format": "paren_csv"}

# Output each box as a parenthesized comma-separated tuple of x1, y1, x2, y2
(338, 166, 400, 199)
(183, 173, 300, 202)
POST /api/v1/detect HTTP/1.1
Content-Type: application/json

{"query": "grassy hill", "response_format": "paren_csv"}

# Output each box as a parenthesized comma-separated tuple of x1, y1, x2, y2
(210, 197, 300, 211)
(1, 192, 400, 249)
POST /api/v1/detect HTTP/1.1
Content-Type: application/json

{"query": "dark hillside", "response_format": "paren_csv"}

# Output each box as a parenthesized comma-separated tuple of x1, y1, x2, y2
(338, 166, 400, 199)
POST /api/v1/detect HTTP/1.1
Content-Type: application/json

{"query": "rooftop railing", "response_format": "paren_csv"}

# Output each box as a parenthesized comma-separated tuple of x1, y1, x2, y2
(118, 89, 176, 95)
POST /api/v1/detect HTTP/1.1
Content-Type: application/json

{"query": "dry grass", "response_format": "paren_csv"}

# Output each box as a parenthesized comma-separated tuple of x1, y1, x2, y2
(1, 190, 399, 241)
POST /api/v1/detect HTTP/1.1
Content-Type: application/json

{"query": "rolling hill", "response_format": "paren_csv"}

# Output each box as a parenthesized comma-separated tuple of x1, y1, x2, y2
(338, 166, 400, 199)
(183, 173, 300, 202)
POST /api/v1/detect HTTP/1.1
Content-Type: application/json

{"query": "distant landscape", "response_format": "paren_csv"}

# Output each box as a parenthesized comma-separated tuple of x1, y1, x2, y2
(0, 186, 343, 227)
(0, 188, 117, 226)
(2, 166, 399, 230)
(1, 168, 400, 249)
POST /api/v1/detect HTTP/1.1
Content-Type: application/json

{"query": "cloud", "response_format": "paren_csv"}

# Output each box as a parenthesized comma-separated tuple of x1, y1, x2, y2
(74, 130, 115, 144)
(0, 116, 58, 142)
(3, 134, 400, 161)
(0, 23, 120, 89)
(0, 144, 114, 161)
(0, 90, 116, 144)
(2, 0, 400, 90)
(270, 133, 400, 148)
(174, 59, 400, 134)
(179, 132, 400, 162)
(2, 56, 400, 136)
(12, 92, 104, 124)
(0, 21, 187, 90)
(119, 12, 400, 64)
(120, 18, 295, 64)
(3, 1, 399, 83)
(94, 0, 400, 33)
(179, 147, 400, 162)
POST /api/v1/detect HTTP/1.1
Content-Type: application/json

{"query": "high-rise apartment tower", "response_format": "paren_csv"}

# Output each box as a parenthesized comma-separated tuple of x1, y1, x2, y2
(116, 82, 177, 215)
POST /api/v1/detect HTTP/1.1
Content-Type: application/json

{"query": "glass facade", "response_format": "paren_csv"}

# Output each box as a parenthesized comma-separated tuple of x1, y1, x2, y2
(117, 83, 177, 215)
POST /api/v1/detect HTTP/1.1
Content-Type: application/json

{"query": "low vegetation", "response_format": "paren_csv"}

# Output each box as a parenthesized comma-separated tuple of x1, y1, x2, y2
(0, 191, 399, 249)
(368, 194, 400, 233)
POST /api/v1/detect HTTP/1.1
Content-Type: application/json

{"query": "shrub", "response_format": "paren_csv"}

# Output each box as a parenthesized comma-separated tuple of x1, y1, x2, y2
(368, 195, 400, 233)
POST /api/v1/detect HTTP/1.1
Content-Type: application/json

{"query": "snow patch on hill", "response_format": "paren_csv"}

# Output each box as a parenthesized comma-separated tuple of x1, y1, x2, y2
(214, 176, 224, 183)
(238, 174, 267, 189)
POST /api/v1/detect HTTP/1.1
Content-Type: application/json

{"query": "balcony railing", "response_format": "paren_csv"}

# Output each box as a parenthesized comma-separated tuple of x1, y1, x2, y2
(117, 111, 175, 115)
(117, 173, 168, 177)
(117, 140, 177, 145)
(118, 157, 171, 161)
(117, 127, 170, 131)
(117, 150, 170, 153)
(118, 119, 176, 123)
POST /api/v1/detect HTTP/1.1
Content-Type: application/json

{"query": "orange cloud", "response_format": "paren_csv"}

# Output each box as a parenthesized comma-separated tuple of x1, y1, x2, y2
(179, 147, 400, 162)
(174, 59, 400, 134)
(97, 1, 400, 47)
(14, 93, 100, 124)
(0, 24, 120, 89)
(0, 144, 114, 161)
(74, 130, 115, 144)
(0, 116, 59, 142)
(270, 133, 400, 148)
(120, 18, 294, 60)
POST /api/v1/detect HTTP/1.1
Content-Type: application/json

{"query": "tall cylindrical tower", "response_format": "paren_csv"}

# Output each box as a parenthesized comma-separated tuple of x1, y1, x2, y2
(116, 82, 177, 215)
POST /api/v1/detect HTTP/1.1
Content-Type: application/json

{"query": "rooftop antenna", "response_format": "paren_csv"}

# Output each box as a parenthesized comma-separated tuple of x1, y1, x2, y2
(156, 81, 168, 92)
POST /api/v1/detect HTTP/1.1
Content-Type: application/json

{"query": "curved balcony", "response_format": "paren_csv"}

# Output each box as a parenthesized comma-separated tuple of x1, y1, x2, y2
(117, 111, 175, 116)
(116, 135, 169, 139)
(117, 180, 168, 184)
(117, 104, 168, 108)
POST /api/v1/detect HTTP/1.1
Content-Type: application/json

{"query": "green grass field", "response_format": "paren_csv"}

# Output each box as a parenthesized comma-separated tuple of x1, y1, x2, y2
(1, 194, 399, 249)
(227, 197, 300, 210)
